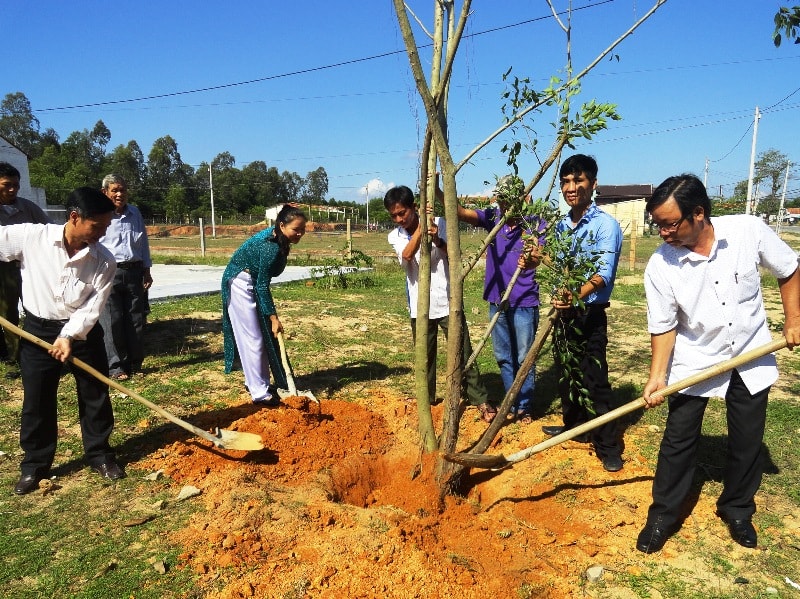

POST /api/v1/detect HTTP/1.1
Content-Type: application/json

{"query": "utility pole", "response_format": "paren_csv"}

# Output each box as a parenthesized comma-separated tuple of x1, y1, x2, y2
(209, 163, 217, 238)
(776, 161, 791, 235)
(365, 183, 370, 232)
(745, 106, 761, 215)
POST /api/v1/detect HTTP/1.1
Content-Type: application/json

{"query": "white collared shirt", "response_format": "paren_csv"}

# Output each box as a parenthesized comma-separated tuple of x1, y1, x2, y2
(644, 214, 799, 396)
(0, 223, 116, 339)
(98, 203, 152, 266)
(388, 216, 450, 319)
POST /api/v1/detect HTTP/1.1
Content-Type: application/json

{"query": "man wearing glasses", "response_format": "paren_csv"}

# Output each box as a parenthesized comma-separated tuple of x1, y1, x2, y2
(636, 174, 800, 553)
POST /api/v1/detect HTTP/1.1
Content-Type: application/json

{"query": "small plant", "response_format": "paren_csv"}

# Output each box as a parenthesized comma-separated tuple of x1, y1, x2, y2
(310, 247, 375, 289)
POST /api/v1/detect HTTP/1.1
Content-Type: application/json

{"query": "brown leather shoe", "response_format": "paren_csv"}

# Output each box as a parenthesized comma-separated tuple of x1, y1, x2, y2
(91, 461, 126, 480)
(14, 474, 41, 495)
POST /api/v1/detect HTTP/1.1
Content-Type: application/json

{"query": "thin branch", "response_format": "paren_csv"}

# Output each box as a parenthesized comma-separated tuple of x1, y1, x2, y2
(404, 2, 434, 40)
(456, 0, 668, 172)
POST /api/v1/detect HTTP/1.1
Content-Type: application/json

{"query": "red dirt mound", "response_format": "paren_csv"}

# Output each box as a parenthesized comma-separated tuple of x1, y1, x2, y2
(132, 391, 684, 598)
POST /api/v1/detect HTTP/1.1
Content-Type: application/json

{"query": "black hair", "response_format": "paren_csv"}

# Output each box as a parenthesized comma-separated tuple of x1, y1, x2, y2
(383, 185, 416, 210)
(0, 162, 21, 180)
(273, 204, 307, 254)
(647, 174, 712, 220)
(65, 186, 115, 218)
(559, 154, 598, 181)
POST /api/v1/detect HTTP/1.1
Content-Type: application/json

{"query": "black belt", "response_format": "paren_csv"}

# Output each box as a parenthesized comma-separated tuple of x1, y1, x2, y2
(116, 261, 143, 270)
(559, 302, 610, 319)
(23, 311, 69, 327)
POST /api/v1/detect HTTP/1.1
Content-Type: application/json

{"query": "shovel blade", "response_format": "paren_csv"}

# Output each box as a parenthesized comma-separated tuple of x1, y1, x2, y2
(214, 428, 265, 451)
(277, 387, 319, 404)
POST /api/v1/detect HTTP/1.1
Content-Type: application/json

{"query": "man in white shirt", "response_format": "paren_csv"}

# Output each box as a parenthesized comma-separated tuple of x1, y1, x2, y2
(636, 174, 800, 553)
(384, 185, 492, 419)
(98, 174, 153, 380)
(0, 187, 124, 495)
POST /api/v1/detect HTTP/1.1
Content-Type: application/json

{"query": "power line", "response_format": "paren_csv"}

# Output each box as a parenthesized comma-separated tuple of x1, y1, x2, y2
(31, 0, 614, 113)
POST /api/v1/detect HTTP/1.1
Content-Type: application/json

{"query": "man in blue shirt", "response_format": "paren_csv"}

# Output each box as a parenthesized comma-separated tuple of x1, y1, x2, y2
(544, 154, 624, 472)
(98, 174, 153, 380)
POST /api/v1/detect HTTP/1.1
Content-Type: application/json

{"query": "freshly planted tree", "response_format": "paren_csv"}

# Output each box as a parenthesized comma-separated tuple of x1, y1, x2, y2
(392, 0, 668, 497)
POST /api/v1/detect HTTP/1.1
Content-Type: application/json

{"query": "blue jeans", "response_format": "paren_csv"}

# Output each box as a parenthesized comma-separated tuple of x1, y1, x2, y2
(489, 304, 538, 413)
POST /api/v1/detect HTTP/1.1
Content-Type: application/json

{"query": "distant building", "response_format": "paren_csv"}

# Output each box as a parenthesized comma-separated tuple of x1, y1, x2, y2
(595, 184, 653, 238)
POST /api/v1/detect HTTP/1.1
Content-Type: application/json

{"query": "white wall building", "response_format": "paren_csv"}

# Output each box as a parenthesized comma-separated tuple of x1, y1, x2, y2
(0, 136, 48, 210)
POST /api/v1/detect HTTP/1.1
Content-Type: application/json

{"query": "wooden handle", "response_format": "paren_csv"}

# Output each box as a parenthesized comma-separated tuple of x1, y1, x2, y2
(0, 315, 227, 447)
(505, 337, 789, 463)
(276, 331, 297, 395)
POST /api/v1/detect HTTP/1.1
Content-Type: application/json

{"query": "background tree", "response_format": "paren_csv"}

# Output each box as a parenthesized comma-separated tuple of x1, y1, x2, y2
(142, 135, 188, 217)
(164, 183, 188, 223)
(103, 140, 145, 189)
(282, 171, 304, 204)
(303, 166, 329, 203)
(755, 148, 792, 220)
(0, 92, 41, 156)
(1, 90, 321, 220)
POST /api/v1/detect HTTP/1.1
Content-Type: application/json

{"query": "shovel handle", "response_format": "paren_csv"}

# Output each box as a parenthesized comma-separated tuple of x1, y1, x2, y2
(276, 331, 298, 395)
(504, 337, 790, 464)
(0, 315, 228, 448)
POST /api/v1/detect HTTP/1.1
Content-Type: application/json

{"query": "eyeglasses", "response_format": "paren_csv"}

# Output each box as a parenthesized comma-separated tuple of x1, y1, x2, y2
(654, 215, 686, 233)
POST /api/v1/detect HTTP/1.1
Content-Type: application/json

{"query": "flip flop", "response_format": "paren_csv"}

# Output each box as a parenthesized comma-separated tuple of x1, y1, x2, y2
(478, 403, 497, 423)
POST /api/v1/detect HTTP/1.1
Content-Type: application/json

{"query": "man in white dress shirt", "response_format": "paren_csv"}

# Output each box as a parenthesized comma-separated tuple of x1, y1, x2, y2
(0, 187, 125, 495)
(384, 185, 491, 415)
(636, 174, 800, 553)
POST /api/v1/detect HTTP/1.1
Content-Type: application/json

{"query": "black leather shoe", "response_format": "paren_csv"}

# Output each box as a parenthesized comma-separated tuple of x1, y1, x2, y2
(14, 474, 41, 495)
(601, 455, 623, 472)
(636, 521, 675, 553)
(542, 425, 565, 436)
(542, 425, 590, 443)
(726, 519, 757, 548)
(91, 461, 126, 480)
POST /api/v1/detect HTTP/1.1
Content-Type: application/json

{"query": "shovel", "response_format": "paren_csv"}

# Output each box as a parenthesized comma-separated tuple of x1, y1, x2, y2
(1, 316, 264, 451)
(445, 337, 789, 469)
(276, 331, 319, 405)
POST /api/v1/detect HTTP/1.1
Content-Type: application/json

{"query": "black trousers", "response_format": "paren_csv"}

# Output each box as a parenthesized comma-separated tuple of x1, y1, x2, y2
(0, 261, 22, 361)
(19, 313, 116, 476)
(555, 304, 620, 458)
(646, 369, 768, 527)
(410, 312, 489, 406)
(100, 264, 147, 375)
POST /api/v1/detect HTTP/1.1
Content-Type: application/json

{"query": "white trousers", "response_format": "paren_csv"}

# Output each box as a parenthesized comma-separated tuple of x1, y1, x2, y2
(227, 271, 272, 402)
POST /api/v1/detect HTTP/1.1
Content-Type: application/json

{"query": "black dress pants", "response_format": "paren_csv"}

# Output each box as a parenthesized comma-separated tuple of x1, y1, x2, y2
(646, 369, 769, 527)
(19, 313, 116, 477)
(555, 304, 620, 459)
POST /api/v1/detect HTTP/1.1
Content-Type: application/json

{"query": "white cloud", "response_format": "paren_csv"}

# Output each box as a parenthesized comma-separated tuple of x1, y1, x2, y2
(360, 178, 394, 201)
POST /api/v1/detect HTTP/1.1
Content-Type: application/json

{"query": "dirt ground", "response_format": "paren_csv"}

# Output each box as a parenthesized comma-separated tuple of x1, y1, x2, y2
(132, 367, 797, 599)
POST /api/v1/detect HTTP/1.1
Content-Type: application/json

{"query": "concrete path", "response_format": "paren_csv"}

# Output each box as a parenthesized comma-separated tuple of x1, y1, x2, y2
(148, 264, 318, 302)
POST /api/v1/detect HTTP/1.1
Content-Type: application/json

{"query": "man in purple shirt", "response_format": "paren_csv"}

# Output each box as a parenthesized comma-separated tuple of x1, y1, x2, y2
(457, 176, 543, 422)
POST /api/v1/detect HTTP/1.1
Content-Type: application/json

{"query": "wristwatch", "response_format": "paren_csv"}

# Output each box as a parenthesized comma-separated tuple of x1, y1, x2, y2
(58, 333, 73, 341)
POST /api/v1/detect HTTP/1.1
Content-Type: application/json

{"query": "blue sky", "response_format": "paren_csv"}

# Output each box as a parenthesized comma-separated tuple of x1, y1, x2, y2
(6, 1, 800, 204)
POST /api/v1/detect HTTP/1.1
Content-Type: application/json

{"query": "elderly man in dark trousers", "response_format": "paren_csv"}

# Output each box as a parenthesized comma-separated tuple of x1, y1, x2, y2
(0, 162, 51, 375)
(637, 174, 800, 553)
(0, 187, 124, 495)
(98, 174, 153, 380)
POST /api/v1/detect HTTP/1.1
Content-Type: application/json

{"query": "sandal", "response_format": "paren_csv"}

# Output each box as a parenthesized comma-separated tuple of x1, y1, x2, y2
(517, 411, 533, 425)
(478, 403, 497, 423)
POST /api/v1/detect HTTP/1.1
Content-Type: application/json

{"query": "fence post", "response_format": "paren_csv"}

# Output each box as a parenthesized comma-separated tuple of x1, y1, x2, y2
(199, 218, 206, 258)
